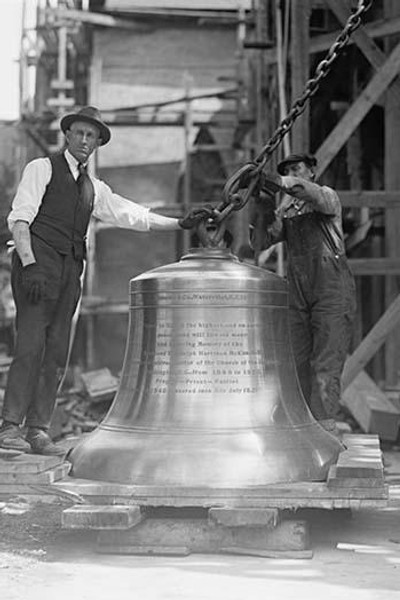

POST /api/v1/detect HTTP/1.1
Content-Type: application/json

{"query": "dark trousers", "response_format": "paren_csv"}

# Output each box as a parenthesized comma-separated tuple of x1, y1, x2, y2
(2, 238, 82, 430)
(288, 254, 356, 420)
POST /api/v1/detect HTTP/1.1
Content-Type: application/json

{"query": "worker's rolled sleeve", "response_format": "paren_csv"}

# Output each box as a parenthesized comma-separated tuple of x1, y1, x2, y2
(280, 176, 341, 217)
(7, 158, 51, 232)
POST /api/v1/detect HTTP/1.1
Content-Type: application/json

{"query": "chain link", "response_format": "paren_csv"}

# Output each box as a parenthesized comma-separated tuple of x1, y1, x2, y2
(208, 0, 372, 231)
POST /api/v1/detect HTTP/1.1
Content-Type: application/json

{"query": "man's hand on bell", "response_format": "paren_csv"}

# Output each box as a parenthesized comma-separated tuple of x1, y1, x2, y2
(178, 205, 215, 230)
(21, 263, 47, 304)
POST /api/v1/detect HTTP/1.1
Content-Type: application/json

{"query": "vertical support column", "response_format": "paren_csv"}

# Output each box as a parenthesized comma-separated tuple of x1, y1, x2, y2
(290, 0, 310, 153)
(231, 6, 251, 257)
(254, 0, 269, 148)
(384, 0, 400, 385)
(84, 55, 104, 370)
(182, 74, 193, 255)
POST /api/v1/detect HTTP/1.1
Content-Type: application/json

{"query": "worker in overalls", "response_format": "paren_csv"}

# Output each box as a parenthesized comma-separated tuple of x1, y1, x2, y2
(249, 153, 356, 433)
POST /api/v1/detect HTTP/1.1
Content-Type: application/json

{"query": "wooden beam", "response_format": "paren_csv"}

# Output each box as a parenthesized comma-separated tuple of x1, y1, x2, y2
(342, 293, 400, 389)
(316, 40, 400, 176)
(325, 0, 388, 71)
(338, 190, 400, 208)
(290, 0, 310, 152)
(341, 370, 400, 441)
(264, 16, 400, 64)
(384, 0, 400, 387)
(349, 258, 400, 276)
(325, 0, 400, 102)
(45, 8, 151, 31)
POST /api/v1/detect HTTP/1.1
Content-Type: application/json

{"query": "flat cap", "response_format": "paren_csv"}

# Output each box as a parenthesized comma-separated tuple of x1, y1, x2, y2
(277, 153, 317, 175)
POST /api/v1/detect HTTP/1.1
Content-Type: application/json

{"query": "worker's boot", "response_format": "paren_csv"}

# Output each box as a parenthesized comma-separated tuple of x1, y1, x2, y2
(26, 428, 66, 457)
(0, 421, 31, 452)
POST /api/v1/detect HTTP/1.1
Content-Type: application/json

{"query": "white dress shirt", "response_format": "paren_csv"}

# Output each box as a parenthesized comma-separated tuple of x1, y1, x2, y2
(8, 150, 151, 232)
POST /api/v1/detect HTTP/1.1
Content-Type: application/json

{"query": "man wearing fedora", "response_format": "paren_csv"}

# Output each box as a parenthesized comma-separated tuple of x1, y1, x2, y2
(249, 153, 356, 434)
(0, 106, 211, 455)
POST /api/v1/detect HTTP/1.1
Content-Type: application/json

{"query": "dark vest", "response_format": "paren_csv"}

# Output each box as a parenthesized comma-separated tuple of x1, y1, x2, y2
(30, 153, 93, 260)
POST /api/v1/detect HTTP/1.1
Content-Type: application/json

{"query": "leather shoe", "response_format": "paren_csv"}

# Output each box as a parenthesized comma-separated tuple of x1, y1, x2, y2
(0, 422, 31, 452)
(26, 428, 66, 456)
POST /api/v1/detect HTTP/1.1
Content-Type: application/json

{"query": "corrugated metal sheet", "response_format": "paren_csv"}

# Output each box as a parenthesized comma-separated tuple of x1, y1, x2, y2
(104, 1, 251, 11)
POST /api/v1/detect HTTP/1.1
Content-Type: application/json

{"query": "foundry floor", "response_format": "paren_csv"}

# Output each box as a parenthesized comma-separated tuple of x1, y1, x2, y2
(0, 449, 399, 600)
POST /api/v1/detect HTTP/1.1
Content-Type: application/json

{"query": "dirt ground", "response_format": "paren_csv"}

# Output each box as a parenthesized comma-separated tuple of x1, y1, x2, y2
(0, 450, 399, 600)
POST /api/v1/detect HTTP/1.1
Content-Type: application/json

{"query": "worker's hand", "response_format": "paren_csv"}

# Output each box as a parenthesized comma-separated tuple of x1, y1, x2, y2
(21, 263, 47, 304)
(233, 162, 260, 190)
(178, 205, 215, 230)
(260, 171, 283, 194)
(232, 164, 282, 194)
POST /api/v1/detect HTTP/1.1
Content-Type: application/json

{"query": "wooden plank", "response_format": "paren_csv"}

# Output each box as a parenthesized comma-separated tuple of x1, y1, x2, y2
(327, 466, 384, 489)
(80, 368, 118, 403)
(220, 548, 313, 559)
(335, 455, 383, 478)
(96, 518, 311, 555)
(0, 463, 70, 484)
(208, 507, 279, 528)
(97, 545, 191, 556)
(264, 16, 400, 65)
(51, 477, 388, 506)
(349, 258, 400, 275)
(62, 504, 143, 530)
(384, 0, 400, 387)
(290, 0, 310, 151)
(339, 190, 400, 208)
(316, 40, 400, 176)
(342, 433, 381, 448)
(0, 455, 63, 474)
(342, 295, 400, 389)
(46, 7, 151, 31)
(341, 370, 400, 441)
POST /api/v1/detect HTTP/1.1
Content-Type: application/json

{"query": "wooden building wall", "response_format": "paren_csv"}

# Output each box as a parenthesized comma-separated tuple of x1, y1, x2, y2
(85, 21, 239, 371)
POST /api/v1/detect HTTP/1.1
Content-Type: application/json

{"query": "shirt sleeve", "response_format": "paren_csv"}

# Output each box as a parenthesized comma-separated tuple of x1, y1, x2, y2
(92, 179, 151, 231)
(7, 158, 52, 231)
(279, 176, 341, 217)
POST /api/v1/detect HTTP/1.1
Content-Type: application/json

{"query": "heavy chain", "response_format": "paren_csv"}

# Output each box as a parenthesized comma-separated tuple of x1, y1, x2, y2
(205, 0, 372, 236)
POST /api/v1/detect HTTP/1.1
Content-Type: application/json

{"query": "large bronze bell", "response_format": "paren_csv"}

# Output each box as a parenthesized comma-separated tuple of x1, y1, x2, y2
(69, 248, 343, 487)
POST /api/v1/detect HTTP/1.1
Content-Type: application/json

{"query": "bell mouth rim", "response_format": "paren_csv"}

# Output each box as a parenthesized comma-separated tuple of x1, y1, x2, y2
(181, 247, 239, 261)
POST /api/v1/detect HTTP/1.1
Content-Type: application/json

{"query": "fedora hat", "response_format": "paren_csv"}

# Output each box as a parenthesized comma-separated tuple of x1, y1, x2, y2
(277, 153, 317, 175)
(60, 106, 111, 146)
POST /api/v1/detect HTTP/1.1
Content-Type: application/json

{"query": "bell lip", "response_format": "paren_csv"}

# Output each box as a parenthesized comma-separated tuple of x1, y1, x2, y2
(180, 247, 239, 261)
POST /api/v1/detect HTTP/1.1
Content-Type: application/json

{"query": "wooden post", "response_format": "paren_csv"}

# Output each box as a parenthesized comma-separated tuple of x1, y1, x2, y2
(384, 0, 400, 386)
(254, 0, 269, 148)
(290, 0, 310, 152)
(182, 73, 193, 255)
(342, 293, 400, 390)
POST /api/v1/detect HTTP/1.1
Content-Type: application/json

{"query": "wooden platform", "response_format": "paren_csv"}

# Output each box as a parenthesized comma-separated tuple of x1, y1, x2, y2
(0, 434, 387, 557)
(49, 434, 387, 510)
(55, 434, 388, 558)
(0, 454, 71, 501)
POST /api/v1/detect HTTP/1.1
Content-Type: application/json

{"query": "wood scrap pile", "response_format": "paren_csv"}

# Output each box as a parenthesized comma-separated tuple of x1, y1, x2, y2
(50, 368, 119, 441)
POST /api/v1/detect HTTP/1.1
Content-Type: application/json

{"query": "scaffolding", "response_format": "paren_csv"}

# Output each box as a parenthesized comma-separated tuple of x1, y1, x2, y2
(16, 1, 400, 391)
